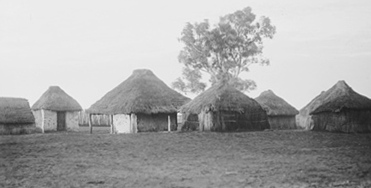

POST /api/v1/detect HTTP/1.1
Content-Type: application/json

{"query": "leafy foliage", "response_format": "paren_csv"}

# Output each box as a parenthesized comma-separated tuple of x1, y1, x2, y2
(171, 67, 206, 94)
(172, 7, 275, 94)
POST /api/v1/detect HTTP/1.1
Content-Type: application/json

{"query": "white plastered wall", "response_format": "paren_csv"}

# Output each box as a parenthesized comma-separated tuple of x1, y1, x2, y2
(113, 114, 137, 133)
(32, 110, 42, 130)
(66, 111, 79, 131)
(43, 110, 57, 131)
(33, 109, 56, 132)
(33, 110, 79, 132)
(33, 109, 57, 132)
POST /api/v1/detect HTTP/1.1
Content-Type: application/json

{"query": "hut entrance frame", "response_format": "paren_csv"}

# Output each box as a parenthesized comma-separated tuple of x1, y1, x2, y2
(88, 113, 174, 134)
(198, 110, 265, 132)
(89, 113, 138, 134)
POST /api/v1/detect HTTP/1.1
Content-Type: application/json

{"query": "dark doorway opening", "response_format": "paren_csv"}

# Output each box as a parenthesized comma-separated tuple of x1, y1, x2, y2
(57, 111, 66, 131)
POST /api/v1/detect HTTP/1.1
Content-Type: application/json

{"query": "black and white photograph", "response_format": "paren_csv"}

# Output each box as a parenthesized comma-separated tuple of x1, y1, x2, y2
(1, 0, 371, 187)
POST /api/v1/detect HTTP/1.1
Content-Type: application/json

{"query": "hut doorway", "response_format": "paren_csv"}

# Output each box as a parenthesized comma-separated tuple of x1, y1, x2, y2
(57, 111, 66, 131)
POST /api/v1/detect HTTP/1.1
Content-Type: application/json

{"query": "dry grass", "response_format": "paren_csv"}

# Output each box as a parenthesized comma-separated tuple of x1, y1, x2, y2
(88, 69, 189, 115)
(32, 86, 82, 111)
(311, 80, 371, 114)
(255, 90, 299, 116)
(181, 82, 264, 115)
(0, 97, 34, 124)
(1, 128, 371, 187)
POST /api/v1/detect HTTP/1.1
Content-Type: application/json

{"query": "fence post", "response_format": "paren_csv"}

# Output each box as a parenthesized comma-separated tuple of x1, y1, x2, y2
(41, 109, 45, 133)
(89, 114, 93, 134)
(110, 115, 114, 134)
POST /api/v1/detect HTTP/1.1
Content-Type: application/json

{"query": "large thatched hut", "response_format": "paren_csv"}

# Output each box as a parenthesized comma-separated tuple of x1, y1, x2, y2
(310, 80, 371, 133)
(32, 86, 82, 132)
(180, 83, 269, 132)
(87, 69, 190, 133)
(255, 90, 299, 129)
(0, 97, 37, 135)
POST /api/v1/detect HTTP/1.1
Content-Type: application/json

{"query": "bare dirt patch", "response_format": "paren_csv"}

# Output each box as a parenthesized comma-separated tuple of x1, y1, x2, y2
(1, 129, 371, 187)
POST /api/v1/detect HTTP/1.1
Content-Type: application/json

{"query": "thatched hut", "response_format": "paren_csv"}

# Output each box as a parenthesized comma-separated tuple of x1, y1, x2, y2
(87, 69, 190, 133)
(310, 80, 371, 133)
(0, 97, 37, 135)
(180, 83, 269, 132)
(32, 86, 82, 132)
(255, 90, 299, 129)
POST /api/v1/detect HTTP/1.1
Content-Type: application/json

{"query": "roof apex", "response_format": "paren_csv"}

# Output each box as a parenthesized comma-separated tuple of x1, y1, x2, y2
(87, 69, 189, 114)
(32, 86, 82, 111)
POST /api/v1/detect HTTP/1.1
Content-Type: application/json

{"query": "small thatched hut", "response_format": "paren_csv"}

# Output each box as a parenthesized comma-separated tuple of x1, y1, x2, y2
(32, 86, 82, 132)
(255, 90, 299, 129)
(180, 83, 269, 132)
(310, 80, 371, 133)
(0, 97, 37, 135)
(87, 69, 190, 133)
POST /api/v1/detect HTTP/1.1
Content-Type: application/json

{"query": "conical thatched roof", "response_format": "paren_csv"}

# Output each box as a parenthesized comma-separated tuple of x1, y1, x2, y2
(296, 90, 327, 130)
(181, 82, 264, 114)
(298, 91, 325, 118)
(310, 80, 371, 114)
(32, 86, 82, 111)
(87, 69, 190, 115)
(0, 97, 35, 124)
(255, 90, 299, 116)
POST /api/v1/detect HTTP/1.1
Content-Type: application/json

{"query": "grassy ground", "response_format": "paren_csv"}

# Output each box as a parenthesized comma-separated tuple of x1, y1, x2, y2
(1, 128, 371, 188)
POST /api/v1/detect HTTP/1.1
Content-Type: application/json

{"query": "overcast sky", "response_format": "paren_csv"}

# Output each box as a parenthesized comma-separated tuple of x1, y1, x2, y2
(1, 0, 371, 110)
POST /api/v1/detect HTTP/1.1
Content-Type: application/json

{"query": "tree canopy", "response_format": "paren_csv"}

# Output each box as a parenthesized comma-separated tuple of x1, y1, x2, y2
(172, 7, 276, 94)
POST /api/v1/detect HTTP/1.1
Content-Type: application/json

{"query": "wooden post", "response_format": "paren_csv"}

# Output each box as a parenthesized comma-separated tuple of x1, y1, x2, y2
(168, 115, 171, 132)
(89, 114, 93, 134)
(199, 112, 204, 131)
(131, 114, 137, 133)
(41, 109, 45, 133)
(110, 115, 114, 134)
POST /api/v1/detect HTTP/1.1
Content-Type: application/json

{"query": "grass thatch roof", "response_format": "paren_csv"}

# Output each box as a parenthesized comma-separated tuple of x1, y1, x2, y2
(0, 97, 35, 124)
(298, 91, 325, 118)
(255, 90, 299, 116)
(181, 82, 264, 114)
(32, 86, 82, 111)
(87, 69, 190, 115)
(310, 80, 371, 114)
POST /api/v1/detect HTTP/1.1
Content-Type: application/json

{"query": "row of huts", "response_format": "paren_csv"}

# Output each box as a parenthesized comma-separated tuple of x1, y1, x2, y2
(1, 69, 371, 134)
(0, 86, 82, 134)
(86, 69, 298, 133)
